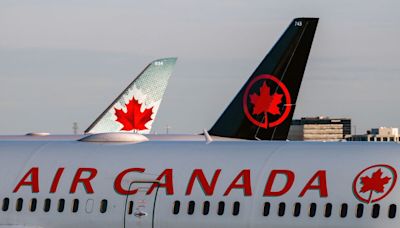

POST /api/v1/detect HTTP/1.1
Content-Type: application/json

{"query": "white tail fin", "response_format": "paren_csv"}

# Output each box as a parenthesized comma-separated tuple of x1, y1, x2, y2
(85, 58, 177, 134)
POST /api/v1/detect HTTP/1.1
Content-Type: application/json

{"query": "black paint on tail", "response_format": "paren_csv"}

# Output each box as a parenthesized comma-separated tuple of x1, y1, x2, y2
(209, 18, 318, 140)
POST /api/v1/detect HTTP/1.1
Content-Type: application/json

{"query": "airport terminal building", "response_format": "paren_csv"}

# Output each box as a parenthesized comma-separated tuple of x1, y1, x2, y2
(348, 127, 399, 142)
(288, 116, 351, 141)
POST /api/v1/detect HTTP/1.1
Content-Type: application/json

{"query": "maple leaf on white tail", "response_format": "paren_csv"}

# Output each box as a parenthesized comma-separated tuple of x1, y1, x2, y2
(114, 97, 154, 131)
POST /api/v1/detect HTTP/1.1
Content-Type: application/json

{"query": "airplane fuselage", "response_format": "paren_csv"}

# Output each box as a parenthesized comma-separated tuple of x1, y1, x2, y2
(1, 140, 399, 228)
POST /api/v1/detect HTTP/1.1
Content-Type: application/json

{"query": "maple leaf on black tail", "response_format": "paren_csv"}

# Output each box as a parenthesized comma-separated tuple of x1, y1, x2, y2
(249, 81, 283, 126)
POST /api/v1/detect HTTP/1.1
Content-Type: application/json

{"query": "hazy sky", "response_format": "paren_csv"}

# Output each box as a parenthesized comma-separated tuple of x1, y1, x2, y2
(0, 0, 399, 134)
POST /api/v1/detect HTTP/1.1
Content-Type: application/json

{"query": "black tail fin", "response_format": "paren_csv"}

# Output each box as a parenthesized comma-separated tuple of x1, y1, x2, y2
(209, 18, 318, 140)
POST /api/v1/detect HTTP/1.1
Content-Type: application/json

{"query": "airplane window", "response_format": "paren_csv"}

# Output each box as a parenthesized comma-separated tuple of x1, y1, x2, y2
(217, 201, 225, 216)
(356, 204, 364, 218)
(293, 202, 301, 217)
(2, 198, 9, 211)
(30, 198, 37, 212)
(44, 198, 51, 212)
(389, 204, 396, 219)
(232, 201, 240, 216)
(58, 199, 65, 212)
(203, 201, 210, 215)
(324, 203, 332, 217)
(85, 199, 94, 213)
(309, 203, 316, 217)
(72, 199, 79, 213)
(372, 204, 380, 218)
(188, 201, 195, 215)
(16, 198, 23, 212)
(278, 202, 285, 217)
(173, 201, 180, 215)
(128, 201, 134, 215)
(340, 203, 348, 218)
(100, 199, 108, 213)
(263, 202, 270, 216)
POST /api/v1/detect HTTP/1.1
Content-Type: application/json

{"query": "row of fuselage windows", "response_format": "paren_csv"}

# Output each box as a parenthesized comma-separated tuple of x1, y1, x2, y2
(1, 198, 108, 214)
(173, 201, 240, 216)
(263, 202, 397, 219)
(172, 201, 397, 219)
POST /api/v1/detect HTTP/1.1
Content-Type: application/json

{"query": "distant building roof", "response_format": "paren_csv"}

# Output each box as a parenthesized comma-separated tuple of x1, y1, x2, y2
(348, 127, 399, 142)
(292, 116, 351, 125)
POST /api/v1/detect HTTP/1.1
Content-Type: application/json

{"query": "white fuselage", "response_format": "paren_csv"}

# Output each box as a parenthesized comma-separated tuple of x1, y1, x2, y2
(0, 140, 399, 228)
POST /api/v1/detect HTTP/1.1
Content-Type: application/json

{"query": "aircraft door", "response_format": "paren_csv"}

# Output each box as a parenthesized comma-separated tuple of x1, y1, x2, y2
(124, 181, 160, 228)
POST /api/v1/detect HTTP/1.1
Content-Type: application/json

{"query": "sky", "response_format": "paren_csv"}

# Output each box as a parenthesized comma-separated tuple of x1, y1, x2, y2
(0, 0, 399, 135)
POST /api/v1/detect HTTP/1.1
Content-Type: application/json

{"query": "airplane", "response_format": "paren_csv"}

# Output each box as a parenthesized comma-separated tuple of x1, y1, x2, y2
(5, 18, 399, 228)
(0, 57, 177, 140)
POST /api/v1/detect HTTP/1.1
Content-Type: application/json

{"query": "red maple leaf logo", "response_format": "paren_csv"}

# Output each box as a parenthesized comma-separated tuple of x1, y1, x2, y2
(114, 97, 153, 131)
(249, 81, 283, 126)
(360, 168, 391, 203)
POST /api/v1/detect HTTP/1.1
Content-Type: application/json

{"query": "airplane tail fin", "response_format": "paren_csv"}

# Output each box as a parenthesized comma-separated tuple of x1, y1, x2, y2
(209, 18, 318, 140)
(85, 58, 177, 134)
